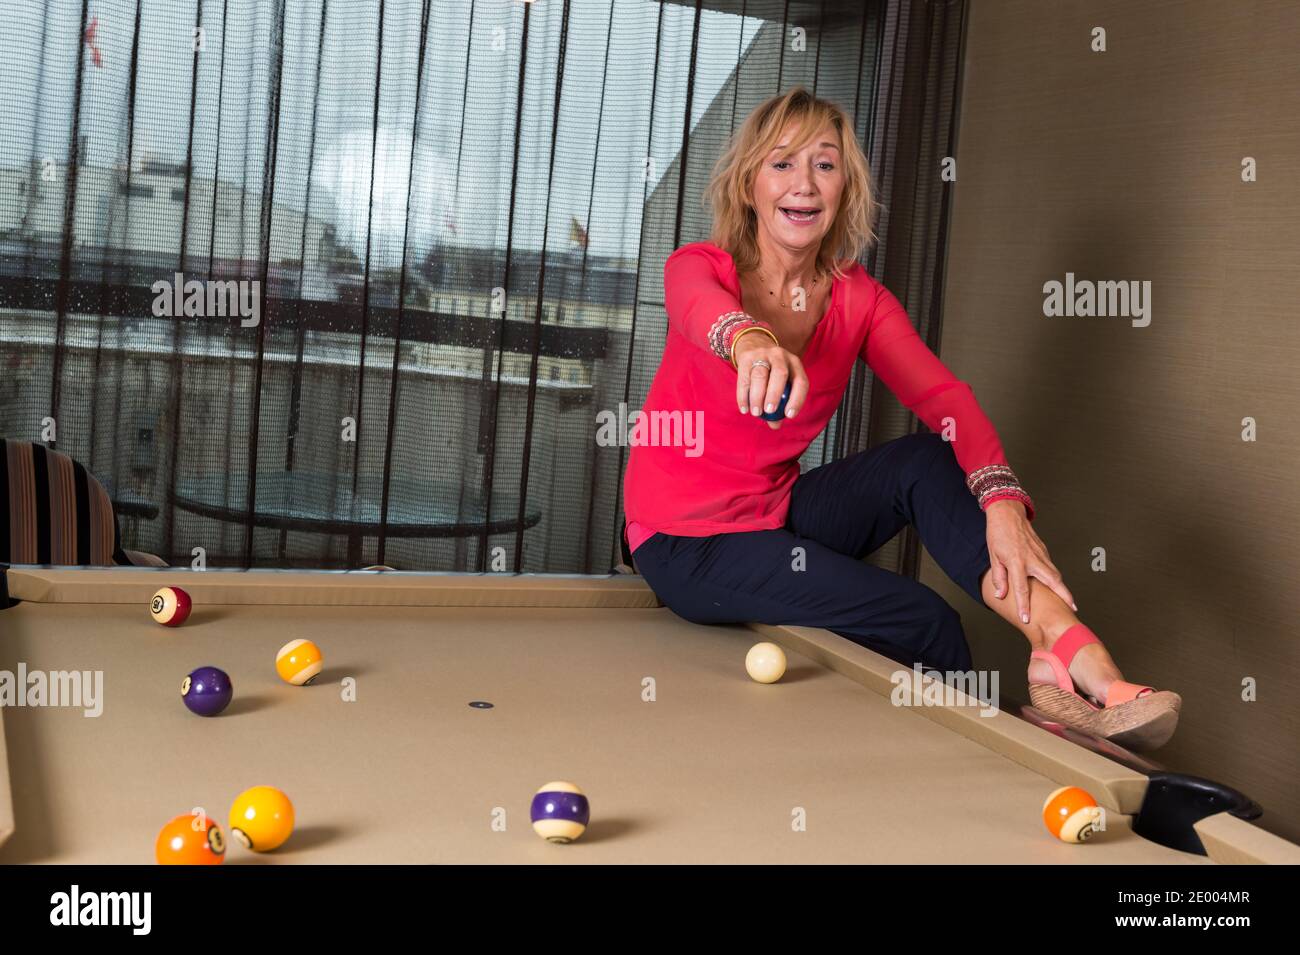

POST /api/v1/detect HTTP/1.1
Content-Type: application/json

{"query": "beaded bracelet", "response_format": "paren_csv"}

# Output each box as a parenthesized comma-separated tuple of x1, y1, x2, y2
(708, 311, 751, 360)
(966, 464, 1035, 519)
(708, 311, 778, 365)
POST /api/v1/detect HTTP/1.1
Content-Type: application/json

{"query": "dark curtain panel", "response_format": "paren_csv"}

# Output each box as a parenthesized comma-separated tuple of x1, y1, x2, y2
(0, 0, 965, 573)
(858, 0, 968, 581)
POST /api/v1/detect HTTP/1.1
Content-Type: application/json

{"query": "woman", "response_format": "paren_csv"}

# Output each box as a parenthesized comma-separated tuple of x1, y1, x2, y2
(623, 87, 1181, 750)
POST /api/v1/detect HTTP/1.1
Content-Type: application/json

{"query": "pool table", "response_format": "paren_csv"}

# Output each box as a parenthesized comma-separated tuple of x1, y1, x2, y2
(1, 565, 1297, 865)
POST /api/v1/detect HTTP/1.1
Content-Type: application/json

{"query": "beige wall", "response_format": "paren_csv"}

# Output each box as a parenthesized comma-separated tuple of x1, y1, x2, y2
(924, 0, 1300, 842)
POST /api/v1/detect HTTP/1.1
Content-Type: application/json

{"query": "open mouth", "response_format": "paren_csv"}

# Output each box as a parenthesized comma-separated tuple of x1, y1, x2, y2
(780, 207, 821, 223)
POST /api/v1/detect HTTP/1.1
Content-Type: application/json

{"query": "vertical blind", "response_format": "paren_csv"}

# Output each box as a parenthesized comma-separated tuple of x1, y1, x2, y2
(0, 0, 965, 573)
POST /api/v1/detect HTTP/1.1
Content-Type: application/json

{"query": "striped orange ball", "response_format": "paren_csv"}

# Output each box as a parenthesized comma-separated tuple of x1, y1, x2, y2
(1042, 786, 1102, 843)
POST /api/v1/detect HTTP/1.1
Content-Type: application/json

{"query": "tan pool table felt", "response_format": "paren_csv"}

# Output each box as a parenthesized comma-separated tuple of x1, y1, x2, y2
(0, 567, 1295, 864)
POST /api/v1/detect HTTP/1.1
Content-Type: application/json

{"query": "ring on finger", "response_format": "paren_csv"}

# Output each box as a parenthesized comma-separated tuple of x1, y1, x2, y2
(750, 359, 771, 371)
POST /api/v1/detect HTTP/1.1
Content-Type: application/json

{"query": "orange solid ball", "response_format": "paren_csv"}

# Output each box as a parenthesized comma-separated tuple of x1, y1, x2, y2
(1042, 786, 1103, 843)
(155, 813, 225, 865)
(229, 786, 295, 852)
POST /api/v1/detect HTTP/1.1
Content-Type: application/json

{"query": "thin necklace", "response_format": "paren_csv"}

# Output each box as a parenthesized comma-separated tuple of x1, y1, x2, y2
(757, 268, 824, 310)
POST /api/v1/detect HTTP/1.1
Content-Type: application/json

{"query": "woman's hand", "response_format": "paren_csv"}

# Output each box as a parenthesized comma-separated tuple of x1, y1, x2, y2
(984, 499, 1076, 624)
(733, 333, 809, 429)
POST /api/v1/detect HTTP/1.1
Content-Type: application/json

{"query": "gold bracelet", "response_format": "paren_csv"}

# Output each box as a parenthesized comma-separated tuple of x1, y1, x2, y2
(729, 325, 780, 369)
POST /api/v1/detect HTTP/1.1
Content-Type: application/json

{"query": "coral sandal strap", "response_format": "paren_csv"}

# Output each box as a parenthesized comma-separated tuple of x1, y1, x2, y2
(1103, 680, 1155, 707)
(1049, 624, 1101, 669)
(1029, 649, 1083, 696)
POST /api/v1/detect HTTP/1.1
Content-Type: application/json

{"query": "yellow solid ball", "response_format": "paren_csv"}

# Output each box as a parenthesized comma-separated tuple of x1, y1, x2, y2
(229, 785, 295, 852)
(746, 642, 787, 684)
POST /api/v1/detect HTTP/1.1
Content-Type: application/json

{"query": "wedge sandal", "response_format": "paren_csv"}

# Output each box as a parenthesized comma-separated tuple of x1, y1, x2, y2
(1027, 624, 1182, 751)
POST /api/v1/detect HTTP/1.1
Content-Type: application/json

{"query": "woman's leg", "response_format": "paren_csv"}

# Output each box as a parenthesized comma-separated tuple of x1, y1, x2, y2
(789, 432, 1130, 700)
(633, 528, 975, 673)
(978, 569, 1125, 703)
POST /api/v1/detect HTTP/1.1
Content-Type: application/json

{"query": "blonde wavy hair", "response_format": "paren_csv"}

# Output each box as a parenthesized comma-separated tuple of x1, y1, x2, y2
(706, 87, 877, 281)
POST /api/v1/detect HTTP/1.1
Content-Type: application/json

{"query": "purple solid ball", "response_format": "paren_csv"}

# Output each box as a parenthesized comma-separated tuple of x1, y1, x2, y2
(760, 383, 792, 422)
(181, 666, 232, 717)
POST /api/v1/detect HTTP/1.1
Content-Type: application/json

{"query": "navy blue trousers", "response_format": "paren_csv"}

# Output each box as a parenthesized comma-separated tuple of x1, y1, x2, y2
(633, 433, 995, 672)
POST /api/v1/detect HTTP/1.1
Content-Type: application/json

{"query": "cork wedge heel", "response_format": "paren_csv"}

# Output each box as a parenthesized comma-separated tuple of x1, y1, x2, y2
(1027, 624, 1182, 752)
(1027, 681, 1182, 750)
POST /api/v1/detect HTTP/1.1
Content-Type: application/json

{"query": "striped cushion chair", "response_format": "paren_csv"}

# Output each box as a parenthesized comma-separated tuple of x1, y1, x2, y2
(0, 439, 165, 567)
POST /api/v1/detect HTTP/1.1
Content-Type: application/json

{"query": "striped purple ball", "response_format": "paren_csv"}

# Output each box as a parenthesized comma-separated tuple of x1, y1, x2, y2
(530, 782, 590, 843)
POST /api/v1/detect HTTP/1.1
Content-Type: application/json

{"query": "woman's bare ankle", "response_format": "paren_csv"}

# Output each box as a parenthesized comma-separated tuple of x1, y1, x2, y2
(1032, 615, 1079, 650)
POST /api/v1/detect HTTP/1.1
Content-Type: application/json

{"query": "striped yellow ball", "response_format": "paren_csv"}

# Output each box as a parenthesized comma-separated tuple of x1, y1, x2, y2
(276, 639, 323, 686)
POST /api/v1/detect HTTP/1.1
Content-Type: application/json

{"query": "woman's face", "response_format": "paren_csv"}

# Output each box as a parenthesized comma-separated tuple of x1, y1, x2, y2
(749, 121, 844, 261)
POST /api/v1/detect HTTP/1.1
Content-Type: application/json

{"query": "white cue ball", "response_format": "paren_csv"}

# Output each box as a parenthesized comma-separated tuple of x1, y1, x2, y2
(746, 642, 787, 684)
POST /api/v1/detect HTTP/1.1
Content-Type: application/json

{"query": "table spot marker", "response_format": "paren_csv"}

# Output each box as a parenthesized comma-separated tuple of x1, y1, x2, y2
(469, 701, 494, 709)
